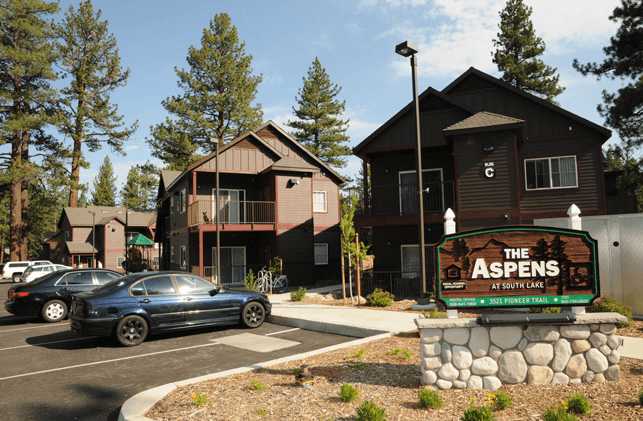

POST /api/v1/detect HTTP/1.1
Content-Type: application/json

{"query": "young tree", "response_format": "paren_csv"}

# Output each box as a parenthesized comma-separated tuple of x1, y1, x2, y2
(573, 0, 642, 147)
(120, 162, 158, 211)
(0, 0, 60, 260)
(340, 194, 368, 302)
(91, 156, 117, 206)
(148, 13, 262, 170)
(288, 58, 351, 168)
(492, 0, 565, 101)
(55, 0, 137, 207)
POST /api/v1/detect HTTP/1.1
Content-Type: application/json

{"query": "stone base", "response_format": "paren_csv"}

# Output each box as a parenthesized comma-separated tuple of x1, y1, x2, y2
(415, 312, 626, 390)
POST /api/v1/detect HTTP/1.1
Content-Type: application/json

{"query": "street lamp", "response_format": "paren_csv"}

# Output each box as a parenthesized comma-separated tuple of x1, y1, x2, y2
(395, 40, 428, 295)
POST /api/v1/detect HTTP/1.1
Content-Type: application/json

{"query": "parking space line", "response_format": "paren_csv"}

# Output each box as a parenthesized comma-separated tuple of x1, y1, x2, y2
(0, 341, 222, 381)
(0, 336, 96, 352)
(0, 322, 70, 334)
(265, 328, 300, 336)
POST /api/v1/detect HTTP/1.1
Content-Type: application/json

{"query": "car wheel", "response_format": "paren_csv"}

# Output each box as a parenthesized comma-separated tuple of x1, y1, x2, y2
(115, 315, 149, 347)
(241, 301, 266, 328)
(12, 273, 20, 283)
(41, 300, 68, 323)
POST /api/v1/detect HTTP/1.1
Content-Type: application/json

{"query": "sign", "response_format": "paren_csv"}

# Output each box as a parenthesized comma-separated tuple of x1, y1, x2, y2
(483, 162, 495, 178)
(435, 226, 600, 309)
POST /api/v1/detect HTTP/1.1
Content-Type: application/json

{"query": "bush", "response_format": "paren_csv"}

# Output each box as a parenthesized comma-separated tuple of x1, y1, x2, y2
(248, 380, 267, 391)
(191, 392, 208, 407)
(566, 393, 591, 415)
(418, 388, 442, 409)
(589, 297, 632, 327)
(387, 347, 412, 360)
(290, 287, 307, 302)
(529, 307, 561, 314)
(639, 389, 643, 406)
(356, 400, 387, 421)
(461, 405, 494, 421)
(366, 288, 394, 307)
(491, 390, 512, 411)
(244, 270, 258, 292)
(543, 406, 578, 421)
(339, 383, 359, 402)
(424, 309, 447, 318)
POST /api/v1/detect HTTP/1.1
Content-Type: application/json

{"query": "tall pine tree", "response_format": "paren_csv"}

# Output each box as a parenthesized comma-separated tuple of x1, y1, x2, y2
(288, 57, 350, 168)
(120, 162, 158, 211)
(573, 0, 642, 148)
(148, 13, 262, 170)
(56, 0, 137, 208)
(91, 156, 116, 206)
(0, 0, 60, 260)
(492, 0, 565, 101)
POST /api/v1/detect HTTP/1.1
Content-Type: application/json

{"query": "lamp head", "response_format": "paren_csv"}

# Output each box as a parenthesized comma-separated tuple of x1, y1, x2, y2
(395, 41, 418, 57)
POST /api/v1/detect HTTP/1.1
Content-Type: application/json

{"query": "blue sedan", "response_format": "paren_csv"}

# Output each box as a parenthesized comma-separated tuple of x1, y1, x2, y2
(69, 271, 271, 346)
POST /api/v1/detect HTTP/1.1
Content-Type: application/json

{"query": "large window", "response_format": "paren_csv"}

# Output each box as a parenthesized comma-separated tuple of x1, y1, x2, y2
(398, 169, 444, 214)
(143, 276, 176, 296)
(313, 191, 327, 213)
(525, 156, 578, 190)
(314, 243, 329, 265)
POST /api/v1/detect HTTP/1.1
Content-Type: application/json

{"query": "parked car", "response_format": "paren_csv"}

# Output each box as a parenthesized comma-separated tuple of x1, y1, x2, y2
(69, 271, 271, 346)
(5, 269, 122, 322)
(2, 260, 53, 282)
(21, 264, 72, 283)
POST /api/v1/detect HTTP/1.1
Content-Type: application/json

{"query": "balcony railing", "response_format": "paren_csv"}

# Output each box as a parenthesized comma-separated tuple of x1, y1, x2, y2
(188, 199, 275, 226)
(357, 180, 455, 217)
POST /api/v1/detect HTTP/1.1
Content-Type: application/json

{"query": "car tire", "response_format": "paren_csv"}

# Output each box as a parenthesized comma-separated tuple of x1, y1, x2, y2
(241, 301, 266, 329)
(41, 300, 68, 323)
(12, 273, 20, 283)
(115, 315, 149, 347)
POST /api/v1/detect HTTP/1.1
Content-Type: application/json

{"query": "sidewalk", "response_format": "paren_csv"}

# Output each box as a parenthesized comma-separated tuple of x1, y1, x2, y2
(620, 335, 643, 360)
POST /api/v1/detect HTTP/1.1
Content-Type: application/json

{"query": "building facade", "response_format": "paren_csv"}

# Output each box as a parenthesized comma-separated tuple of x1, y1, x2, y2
(353, 67, 612, 293)
(155, 121, 344, 287)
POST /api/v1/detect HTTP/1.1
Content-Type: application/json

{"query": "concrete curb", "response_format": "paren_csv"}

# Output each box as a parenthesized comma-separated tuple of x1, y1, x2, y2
(118, 332, 393, 421)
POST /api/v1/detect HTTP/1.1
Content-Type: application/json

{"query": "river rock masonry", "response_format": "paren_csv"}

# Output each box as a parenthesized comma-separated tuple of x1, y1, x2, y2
(415, 313, 626, 391)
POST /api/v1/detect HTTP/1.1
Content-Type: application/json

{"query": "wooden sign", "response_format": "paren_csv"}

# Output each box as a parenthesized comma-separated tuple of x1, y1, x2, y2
(435, 226, 600, 309)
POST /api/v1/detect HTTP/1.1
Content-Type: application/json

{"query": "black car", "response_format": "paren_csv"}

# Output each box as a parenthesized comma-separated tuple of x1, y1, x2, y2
(5, 269, 122, 322)
(69, 271, 272, 346)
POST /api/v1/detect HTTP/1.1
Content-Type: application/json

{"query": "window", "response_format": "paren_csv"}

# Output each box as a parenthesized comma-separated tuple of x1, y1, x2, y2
(130, 281, 146, 296)
(180, 246, 187, 270)
(143, 276, 176, 295)
(525, 156, 577, 190)
(313, 191, 327, 213)
(60, 271, 94, 286)
(314, 243, 328, 265)
(179, 189, 187, 214)
(401, 244, 431, 279)
(399, 169, 444, 214)
(10, 263, 29, 268)
(95, 271, 121, 285)
(175, 274, 213, 294)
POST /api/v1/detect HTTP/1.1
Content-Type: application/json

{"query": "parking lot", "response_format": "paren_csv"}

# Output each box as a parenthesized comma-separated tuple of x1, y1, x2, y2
(0, 282, 354, 421)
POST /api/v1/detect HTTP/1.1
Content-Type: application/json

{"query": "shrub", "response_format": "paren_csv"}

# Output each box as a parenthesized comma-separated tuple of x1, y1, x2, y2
(529, 307, 561, 314)
(566, 393, 591, 415)
(352, 348, 365, 360)
(639, 389, 643, 406)
(387, 347, 412, 360)
(543, 406, 578, 421)
(356, 400, 387, 421)
(290, 287, 307, 302)
(256, 408, 267, 417)
(191, 392, 208, 407)
(248, 380, 267, 391)
(424, 309, 447, 319)
(418, 388, 442, 409)
(339, 383, 359, 402)
(461, 405, 494, 421)
(589, 297, 632, 327)
(366, 288, 394, 307)
(491, 390, 512, 411)
(244, 270, 258, 292)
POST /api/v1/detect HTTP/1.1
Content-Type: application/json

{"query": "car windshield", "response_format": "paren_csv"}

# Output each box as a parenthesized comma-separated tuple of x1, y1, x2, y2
(22, 266, 34, 276)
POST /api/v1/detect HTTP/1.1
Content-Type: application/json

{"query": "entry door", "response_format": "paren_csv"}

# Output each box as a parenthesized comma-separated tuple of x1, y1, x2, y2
(212, 189, 245, 223)
(400, 244, 431, 279)
(212, 246, 246, 285)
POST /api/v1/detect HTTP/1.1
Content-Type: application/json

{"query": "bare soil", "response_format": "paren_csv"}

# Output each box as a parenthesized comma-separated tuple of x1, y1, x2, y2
(148, 336, 643, 421)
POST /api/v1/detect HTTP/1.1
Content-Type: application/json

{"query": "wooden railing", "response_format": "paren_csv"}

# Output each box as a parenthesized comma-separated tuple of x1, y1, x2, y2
(188, 199, 275, 226)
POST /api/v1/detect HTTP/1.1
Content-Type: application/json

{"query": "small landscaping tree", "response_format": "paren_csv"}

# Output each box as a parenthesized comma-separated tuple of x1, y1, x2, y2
(356, 400, 386, 421)
(418, 388, 442, 409)
(339, 384, 359, 403)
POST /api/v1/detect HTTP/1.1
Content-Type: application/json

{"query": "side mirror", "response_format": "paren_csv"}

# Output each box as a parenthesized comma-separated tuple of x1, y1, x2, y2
(209, 287, 220, 296)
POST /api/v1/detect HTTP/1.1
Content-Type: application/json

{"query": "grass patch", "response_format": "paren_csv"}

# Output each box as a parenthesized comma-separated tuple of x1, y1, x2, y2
(418, 388, 442, 409)
(566, 393, 591, 416)
(366, 288, 394, 307)
(248, 379, 267, 391)
(339, 383, 359, 403)
(356, 400, 387, 421)
(256, 408, 267, 417)
(461, 405, 495, 421)
(352, 348, 365, 360)
(290, 287, 307, 302)
(543, 405, 578, 421)
(191, 392, 208, 407)
(387, 347, 412, 360)
(639, 389, 643, 406)
(490, 390, 512, 411)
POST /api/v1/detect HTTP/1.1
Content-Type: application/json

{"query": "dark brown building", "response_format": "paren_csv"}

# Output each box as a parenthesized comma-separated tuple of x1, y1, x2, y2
(354, 67, 612, 293)
(155, 121, 344, 287)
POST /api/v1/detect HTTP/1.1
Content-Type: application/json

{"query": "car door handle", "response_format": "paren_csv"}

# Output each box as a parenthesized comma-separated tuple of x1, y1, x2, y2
(184, 297, 193, 302)
(139, 298, 150, 304)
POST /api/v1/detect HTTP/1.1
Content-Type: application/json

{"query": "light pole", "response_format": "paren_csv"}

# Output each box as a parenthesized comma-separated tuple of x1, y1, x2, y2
(395, 40, 427, 295)
(89, 210, 96, 268)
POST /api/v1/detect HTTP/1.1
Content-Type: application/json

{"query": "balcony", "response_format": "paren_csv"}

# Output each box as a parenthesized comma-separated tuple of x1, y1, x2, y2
(188, 199, 275, 230)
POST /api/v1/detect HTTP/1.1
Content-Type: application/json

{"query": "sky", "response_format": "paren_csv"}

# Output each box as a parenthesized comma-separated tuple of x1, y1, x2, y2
(51, 0, 622, 190)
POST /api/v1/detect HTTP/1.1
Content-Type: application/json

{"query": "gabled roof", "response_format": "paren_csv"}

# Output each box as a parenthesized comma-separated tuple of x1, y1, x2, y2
(61, 207, 155, 228)
(443, 111, 524, 134)
(262, 156, 319, 174)
(65, 241, 97, 254)
(442, 67, 611, 139)
(160, 170, 181, 189)
(352, 87, 473, 156)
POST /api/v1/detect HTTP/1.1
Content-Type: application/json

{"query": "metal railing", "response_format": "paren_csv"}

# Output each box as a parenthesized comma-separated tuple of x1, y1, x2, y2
(357, 180, 455, 217)
(188, 199, 275, 226)
(360, 269, 434, 298)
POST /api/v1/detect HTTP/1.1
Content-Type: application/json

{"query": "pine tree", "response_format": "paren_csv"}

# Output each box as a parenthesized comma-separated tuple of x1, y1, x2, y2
(288, 58, 351, 168)
(56, 0, 137, 208)
(148, 13, 262, 170)
(91, 156, 117, 206)
(492, 0, 565, 101)
(120, 162, 158, 211)
(573, 0, 642, 147)
(0, 0, 60, 260)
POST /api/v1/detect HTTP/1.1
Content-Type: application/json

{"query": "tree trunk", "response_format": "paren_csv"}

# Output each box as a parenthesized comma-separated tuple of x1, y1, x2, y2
(20, 133, 29, 260)
(10, 134, 22, 262)
(68, 138, 82, 207)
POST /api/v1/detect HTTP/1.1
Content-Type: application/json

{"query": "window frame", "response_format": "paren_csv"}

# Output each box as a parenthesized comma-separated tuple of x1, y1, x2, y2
(129, 274, 178, 297)
(314, 243, 329, 266)
(524, 155, 578, 191)
(312, 191, 328, 213)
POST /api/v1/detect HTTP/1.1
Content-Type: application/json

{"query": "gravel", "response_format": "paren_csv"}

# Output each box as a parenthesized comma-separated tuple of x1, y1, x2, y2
(148, 336, 643, 421)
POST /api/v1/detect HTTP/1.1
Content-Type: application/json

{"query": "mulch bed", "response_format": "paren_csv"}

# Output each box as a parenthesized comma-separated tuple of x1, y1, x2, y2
(148, 336, 643, 421)
(618, 319, 643, 338)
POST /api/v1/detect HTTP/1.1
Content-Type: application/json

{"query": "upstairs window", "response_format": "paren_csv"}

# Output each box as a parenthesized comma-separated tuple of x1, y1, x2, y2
(179, 189, 187, 214)
(313, 191, 327, 213)
(525, 156, 577, 190)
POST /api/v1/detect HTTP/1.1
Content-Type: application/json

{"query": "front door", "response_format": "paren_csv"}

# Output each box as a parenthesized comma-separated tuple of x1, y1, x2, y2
(131, 274, 185, 329)
(212, 189, 245, 224)
(211, 246, 246, 285)
(174, 274, 239, 324)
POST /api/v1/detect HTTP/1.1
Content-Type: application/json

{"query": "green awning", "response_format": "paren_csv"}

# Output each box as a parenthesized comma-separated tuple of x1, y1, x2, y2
(127, 233, 155, 246)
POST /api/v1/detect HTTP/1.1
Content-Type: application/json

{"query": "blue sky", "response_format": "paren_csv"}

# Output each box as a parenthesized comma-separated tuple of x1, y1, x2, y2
(54, 0, 622, 189)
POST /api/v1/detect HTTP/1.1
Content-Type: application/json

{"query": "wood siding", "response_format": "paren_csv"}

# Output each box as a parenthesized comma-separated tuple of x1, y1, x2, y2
(194, 138, 277, 174)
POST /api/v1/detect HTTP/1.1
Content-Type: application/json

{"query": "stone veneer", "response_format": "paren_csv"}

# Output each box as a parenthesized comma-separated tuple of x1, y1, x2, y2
(415, 312, 627, 391)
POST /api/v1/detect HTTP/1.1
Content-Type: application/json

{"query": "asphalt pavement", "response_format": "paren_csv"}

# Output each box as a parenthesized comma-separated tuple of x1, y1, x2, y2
(0, 281, 353, 421)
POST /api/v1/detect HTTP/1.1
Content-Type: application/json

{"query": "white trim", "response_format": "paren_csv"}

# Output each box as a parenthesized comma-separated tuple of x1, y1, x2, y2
(524, 155, 578, 191)
(398, 168, 445, 215)
(314, 243, 329, 266)
(312, 191, 328, 213)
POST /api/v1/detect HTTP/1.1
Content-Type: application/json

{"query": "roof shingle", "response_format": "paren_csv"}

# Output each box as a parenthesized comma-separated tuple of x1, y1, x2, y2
(443, 111, 524, 133)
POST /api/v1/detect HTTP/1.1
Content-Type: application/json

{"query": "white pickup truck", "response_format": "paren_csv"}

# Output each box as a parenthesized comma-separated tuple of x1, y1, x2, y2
(2, 260, 52, 283)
